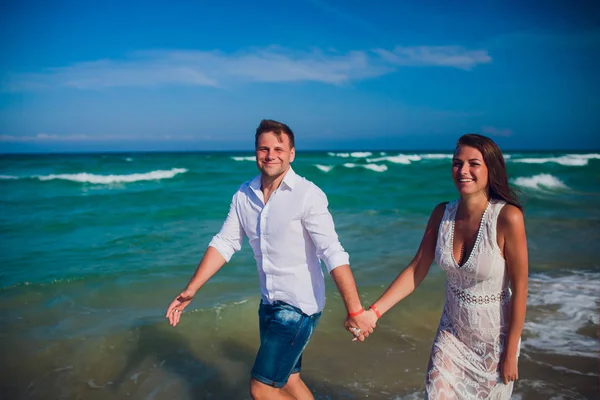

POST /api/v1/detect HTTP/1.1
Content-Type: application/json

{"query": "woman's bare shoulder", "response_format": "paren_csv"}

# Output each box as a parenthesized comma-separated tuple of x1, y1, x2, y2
(498, 204, 525, 230)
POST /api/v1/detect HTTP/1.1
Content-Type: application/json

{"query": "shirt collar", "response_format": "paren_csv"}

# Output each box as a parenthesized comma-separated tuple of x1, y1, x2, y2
(249, 166, 297, 192)
(280, 166, 297, 190)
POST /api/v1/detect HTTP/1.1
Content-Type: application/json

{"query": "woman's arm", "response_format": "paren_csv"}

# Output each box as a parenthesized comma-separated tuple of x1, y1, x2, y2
(368, 202, 447, 319)
(498, 204, 529, 384)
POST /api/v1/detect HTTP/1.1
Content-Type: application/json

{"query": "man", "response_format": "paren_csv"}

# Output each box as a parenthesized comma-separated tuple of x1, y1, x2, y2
(166, 119, 375, 400)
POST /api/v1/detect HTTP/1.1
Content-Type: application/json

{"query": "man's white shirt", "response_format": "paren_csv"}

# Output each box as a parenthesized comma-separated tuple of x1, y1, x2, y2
(209, 167, 349, 315)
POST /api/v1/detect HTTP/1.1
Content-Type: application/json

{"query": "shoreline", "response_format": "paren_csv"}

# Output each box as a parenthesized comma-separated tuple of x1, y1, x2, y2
(1, 279, 598, 399)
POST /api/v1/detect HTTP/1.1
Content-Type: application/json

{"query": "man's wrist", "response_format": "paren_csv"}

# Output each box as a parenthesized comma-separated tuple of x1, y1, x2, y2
(181, 287, 197, 299)
(348, 308, 365, 317)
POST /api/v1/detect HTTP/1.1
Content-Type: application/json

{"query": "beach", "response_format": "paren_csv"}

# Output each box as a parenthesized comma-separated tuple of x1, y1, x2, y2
(1, 151, 598, 399)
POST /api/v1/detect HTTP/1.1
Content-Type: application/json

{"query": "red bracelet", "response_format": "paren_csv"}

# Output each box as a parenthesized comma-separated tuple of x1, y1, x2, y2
(369, 304, 382, 319)
(348, 308, 365, 317)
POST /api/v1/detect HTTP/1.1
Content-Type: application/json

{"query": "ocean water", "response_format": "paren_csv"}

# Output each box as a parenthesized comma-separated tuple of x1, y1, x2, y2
(0, 151, 598, 399)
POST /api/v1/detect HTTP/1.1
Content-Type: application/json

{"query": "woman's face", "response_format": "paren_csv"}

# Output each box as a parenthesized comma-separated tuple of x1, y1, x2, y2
(452, 145, 489, 197)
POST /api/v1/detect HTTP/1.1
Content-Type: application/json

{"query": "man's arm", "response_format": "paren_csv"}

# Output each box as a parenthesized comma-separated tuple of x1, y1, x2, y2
(302, 186, 375, 340)
(166, 247, 227, 326)
(166, 192, 246, 326)
(329, 264, 375, 341)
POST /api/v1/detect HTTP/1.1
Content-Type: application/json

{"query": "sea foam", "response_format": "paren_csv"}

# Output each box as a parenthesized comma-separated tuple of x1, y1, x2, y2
(231, 156, 256, 161)
(328, 152, 373, 158)
(511, 153, 600, 166)
(328, 152, 350, 158)
(37, 168, 188, 184)
(511, 174, 568, 190)
(367, 154, 422, 164)
(343, 163, 388, 172)
(315, 164, 334, 173)
(350, 152, 373, 158)
(420, 153, 453, 159)
(523, 271, 599, 358)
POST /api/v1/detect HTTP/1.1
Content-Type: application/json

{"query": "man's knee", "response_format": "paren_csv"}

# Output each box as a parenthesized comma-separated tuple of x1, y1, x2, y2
(284, 373, 314, 400)
(249, 378, 279, 400)
(284, 372, 302, 388)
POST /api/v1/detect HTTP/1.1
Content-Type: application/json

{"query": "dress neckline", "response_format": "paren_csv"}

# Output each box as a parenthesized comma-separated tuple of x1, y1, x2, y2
(450, 200, 491, 268)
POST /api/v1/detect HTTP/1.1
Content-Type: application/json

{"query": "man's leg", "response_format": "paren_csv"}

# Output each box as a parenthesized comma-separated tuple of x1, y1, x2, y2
(250, 378, 296, 399)
(249, 374, 314, 400)
(283, 372, 314, 400)
(250, 301, 321, 400)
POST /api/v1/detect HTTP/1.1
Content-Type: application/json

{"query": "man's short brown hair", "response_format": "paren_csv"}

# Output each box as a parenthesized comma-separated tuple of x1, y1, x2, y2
(255, 119, 295, 149)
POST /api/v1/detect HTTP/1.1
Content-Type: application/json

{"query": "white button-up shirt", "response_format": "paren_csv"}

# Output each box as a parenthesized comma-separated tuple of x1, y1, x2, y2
(208, 167, 349, 315)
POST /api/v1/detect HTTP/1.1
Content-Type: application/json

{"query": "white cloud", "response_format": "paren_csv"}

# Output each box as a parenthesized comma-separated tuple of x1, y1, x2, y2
(373, 46, 492, 70)
(4, 56, 218, 91)
(3, 45, 492, 92)
(221, 47, 392, 84)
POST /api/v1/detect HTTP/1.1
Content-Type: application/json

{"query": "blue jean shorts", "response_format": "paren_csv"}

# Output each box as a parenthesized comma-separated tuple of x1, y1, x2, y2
(251, 300, 321, 388)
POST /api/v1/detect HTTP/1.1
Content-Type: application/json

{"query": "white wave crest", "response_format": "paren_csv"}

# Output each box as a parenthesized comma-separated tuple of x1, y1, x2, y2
(0, 175, 19, 180)
(420, 154, 453, 159)
(37, 168, 188, 184)
(315, 164, 333, 173)
(328, 152, 350, 158)
(350, 152, 372, 158)
(512, 174, 568, 190)
(367, 154, 422, 164)
(511, 154, 600, 166)
(343, 163, 388, 172)
(231, 156, 256, 161)
(523, 271, 599, 358)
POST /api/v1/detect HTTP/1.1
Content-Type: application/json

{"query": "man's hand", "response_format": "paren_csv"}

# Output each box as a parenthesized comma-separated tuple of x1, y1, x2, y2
(344, 309, 377, 341)
(166, 289, 196, 327)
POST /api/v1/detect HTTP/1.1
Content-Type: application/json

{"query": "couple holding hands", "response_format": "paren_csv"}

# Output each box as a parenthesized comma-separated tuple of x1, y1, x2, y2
(166, 119, 528, 400)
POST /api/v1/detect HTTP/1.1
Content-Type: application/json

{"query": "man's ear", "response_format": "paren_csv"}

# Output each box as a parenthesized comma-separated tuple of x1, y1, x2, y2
(290, 147, 296, 162)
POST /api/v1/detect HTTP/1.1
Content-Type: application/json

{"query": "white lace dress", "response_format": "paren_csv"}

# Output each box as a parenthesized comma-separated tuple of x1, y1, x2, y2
(426, 199, 517, 399)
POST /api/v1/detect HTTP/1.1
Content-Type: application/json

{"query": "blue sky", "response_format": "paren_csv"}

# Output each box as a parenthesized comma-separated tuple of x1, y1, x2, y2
(1, 0, 599, 152)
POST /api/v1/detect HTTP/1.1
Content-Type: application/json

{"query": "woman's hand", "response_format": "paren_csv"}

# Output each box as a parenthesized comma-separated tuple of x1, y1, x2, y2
(500, 353, 519, 384)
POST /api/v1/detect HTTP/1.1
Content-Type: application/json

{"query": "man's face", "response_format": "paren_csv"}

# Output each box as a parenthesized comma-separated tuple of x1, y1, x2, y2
(255, 131, 295, 179)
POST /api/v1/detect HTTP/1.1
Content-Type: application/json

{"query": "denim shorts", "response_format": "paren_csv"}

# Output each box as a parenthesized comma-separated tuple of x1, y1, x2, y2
(251, 300, 321, 388)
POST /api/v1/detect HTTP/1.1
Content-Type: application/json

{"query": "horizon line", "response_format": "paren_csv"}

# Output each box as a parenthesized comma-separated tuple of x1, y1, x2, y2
(2, 148, 599, 156)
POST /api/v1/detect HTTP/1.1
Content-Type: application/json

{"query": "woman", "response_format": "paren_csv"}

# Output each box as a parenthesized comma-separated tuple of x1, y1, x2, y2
(358, 134, 528, 398)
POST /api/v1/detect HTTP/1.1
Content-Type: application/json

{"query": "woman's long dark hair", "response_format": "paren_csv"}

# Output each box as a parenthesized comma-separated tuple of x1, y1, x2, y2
(456, 134, 523, 210)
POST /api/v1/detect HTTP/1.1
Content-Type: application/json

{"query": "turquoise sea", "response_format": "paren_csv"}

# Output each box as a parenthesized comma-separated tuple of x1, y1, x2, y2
(1, 150, 599, 399)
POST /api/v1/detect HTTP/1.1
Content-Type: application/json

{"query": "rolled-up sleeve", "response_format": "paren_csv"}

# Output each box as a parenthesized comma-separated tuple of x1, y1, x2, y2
(302, 185, 349, 273)
(208, 192, 245, 262)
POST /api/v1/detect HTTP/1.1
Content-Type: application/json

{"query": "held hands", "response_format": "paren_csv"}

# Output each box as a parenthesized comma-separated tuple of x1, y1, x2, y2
(165, 289, 196, 327)
(344, 308, 379, 342)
